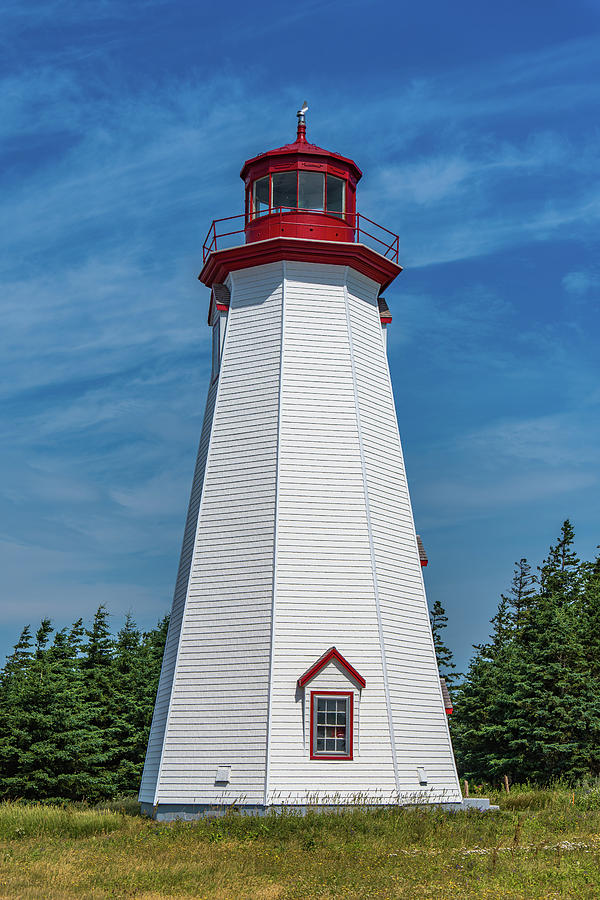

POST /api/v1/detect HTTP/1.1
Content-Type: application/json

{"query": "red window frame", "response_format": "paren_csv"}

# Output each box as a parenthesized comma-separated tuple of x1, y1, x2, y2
(309, 690, 353, 761)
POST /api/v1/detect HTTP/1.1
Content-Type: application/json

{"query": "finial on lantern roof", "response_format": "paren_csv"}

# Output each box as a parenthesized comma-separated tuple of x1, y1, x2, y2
(296, 100, 308, 142)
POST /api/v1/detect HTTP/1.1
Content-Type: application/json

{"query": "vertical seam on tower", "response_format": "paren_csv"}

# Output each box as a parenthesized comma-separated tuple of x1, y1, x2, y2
(378, 306, 461, 798)
(151, 280, 233, 808)
(343, 268, 400, 795)
(264, 261, 285, 807)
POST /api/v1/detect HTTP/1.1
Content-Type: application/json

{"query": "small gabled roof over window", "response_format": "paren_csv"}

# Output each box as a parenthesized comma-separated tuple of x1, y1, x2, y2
(207, 282, 230, 324)
(440, 677, 453, 715)
(297, 646, 366, 689)
(416, 534, 428, 567)
(378, 296, 392, 325)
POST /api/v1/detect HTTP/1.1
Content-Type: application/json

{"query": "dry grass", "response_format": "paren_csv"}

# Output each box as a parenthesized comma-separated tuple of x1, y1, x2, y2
(1, 786, 600, 898)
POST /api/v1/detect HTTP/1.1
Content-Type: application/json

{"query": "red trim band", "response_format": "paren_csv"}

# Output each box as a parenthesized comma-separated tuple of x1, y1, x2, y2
(199, 236, 401, 292)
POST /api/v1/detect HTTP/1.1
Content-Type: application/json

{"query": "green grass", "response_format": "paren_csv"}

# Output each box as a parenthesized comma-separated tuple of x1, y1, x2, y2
(1, 785, 600, 898)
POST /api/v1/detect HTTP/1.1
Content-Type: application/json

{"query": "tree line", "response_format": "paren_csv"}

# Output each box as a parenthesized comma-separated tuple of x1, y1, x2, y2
(0, 608, 168, 802)
(433, 520, 600, 785)
(1, 519, 598, 802)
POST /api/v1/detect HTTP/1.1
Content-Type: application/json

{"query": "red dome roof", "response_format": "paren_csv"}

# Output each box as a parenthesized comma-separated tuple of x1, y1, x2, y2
(240, 123, 362, 185)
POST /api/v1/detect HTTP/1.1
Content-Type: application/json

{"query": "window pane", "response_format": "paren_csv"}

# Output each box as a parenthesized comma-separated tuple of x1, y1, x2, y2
(298, 172, 324, 210)
(272, 171, 297, 209)
(317, 739, 324, 751)
(317, 699, 326, 710)
(326, 700, 336, 711)
(336, 699, 346, 711)
(211, 319, 220, 381)
(253, 177, 270, 216)
(336, 713, 346, 725)
(317, 712, 325, 724)
(326, 713, 336, 725)
(336, 739, 346, 752)
(326, 175, 345, 215)
(325, 739, 335, 751)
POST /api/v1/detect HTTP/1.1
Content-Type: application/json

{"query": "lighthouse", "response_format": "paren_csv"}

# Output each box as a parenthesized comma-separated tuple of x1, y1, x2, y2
(139, 106, 462, 818)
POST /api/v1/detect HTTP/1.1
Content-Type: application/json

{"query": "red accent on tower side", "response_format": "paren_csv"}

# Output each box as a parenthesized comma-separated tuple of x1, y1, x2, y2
(199, 236, 401, 291)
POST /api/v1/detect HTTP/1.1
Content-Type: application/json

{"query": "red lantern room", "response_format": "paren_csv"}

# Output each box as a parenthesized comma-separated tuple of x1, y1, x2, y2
(242, 102, 360, 245)
(200, 104, 401, 291)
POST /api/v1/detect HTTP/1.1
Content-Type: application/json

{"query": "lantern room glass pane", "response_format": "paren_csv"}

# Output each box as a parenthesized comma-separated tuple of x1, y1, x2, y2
(326, 175, 345, 215)
(252, 177, 270, 217)
(272, 171, 297, 210)
(298, 172, 324, 210)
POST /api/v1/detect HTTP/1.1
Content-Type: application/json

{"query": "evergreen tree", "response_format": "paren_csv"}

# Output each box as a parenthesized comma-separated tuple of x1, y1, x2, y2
(112, 613, 147, 795)
(539, 519, 581, 603)
(79, 606, 119, 799)
(508, 558, 537, 631)
(488, 595, 513, 656)
(0, 608, 169, 802)
(454, 521, 600, 784)
(0, 617, 95, 800)
(429, 600, 459, 687)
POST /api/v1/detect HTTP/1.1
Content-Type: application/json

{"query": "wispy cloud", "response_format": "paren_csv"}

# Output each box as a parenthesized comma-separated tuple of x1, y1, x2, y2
(1, 14, 599, 667)
(562, 270, 600, 296)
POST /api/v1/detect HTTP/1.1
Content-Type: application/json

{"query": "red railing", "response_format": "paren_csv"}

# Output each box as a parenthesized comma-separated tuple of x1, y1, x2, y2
(202, 209, 399, 263)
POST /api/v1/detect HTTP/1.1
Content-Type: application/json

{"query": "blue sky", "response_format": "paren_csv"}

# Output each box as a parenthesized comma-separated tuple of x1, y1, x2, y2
(1, 0, 599, 673)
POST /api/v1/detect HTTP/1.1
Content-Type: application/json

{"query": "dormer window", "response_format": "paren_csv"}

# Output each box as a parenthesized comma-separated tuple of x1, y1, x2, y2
(297, 647, 365, 762)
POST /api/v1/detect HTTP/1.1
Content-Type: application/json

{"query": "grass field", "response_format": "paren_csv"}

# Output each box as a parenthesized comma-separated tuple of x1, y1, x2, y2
(1, 785, 600, 899)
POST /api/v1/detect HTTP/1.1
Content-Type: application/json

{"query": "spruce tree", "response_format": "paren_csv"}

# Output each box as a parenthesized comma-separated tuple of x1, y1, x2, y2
(112, 614, 146, 795)
(0, 608, 170, 801)
(0, 627, 34, 797)
(508, 558, 537, 631)
(429, 600, 459, 688)
(454, 521, 600, 784)
(79, 606, 119, 800)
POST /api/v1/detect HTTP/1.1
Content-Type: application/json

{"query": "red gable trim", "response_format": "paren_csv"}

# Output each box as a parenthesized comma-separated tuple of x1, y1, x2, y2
(297, 646, 366, 689)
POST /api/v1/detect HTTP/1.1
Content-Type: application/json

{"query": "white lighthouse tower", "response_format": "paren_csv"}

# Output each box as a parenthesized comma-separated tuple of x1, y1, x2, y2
(139, 107, 462, 818)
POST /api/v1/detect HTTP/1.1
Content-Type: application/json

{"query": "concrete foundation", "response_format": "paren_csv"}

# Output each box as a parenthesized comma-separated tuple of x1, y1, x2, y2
(141, 797, 497, 821)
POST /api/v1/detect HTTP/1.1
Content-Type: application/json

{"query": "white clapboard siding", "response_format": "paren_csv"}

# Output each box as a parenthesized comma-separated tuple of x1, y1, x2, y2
(142, 263, 284, 806)
(345, 268, 460, 799)
(142, 257, 461, 810)
(138, 374, 219, 804)
(267, 261, 397, 802)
